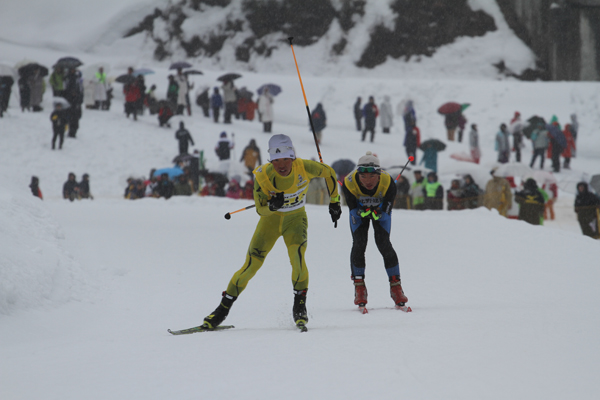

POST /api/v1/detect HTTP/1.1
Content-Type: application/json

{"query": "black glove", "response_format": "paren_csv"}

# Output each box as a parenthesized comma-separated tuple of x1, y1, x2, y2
(268, 192, 285, 211)
(329, 202, 342, 224)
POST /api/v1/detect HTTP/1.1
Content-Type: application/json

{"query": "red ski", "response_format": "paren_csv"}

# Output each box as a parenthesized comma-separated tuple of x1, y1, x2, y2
(395, 305, 412, 312)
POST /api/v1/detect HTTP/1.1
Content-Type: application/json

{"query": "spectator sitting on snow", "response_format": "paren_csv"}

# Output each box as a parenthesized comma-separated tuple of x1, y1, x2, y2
(29, 176, 43, 200)
(63, 172, 80, 201)
(447, 179, 465, 211)
(423, 172, 443, 210)
(173, 174, 192, 196)
(78, 173, 93, 199)
(483, 168, 513, 217)
(514, 178, 545, 225)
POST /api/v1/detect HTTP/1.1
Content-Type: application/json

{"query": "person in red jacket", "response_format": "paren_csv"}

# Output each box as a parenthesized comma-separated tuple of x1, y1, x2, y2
(123, 71, 141, 121)
(562, 124, 576, 169)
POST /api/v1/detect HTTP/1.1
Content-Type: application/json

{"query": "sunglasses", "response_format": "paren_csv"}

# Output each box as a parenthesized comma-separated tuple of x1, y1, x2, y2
(268, 146, 294, 154)
(357, 165, 381, 174)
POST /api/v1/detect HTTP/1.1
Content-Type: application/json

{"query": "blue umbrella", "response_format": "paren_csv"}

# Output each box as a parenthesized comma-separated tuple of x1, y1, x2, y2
(257, 83, 281, 96)
(133, 68, 154, 76)
(153, 167, 183, 179)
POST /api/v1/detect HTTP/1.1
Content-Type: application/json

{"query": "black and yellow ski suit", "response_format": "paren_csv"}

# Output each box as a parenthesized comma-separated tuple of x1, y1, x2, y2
(342, 170, 399, 279)
(224, 158, 339, 297)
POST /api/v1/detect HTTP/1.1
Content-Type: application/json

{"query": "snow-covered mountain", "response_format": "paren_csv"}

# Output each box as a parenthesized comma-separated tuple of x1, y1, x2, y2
(1, 1, 600, 399)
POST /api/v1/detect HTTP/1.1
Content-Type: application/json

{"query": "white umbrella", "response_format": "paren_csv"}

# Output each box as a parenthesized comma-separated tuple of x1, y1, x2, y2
(52, 97, 70, 108)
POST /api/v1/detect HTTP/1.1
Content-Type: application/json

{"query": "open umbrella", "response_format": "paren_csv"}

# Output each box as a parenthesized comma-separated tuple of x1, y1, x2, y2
(54, 57, 83, 69)
(153, 167, 184, 179)
(217, 73, 242, 82)
(590, 174, 600, 195)
(115, 74, 135, 84)
(331, 159, 356, 180)
(172, 154, 196, 164)
(257, 83, 282, 96)
(420, 139, 446, 152)
(18, 63, 48, 77)
(133, 68, 154, 76)
(169, 61, 192, 70)
(52, 97, 71, 108)
(437, 102, 461, 115)
(183, 69, 203, 75)
(523, 116, 546, 138)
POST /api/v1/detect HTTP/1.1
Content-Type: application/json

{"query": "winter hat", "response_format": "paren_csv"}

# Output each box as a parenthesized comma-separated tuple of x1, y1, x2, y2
(220, 131, 227, 138)
(357, 151, 380, 167)
(268, 134, 296, 160)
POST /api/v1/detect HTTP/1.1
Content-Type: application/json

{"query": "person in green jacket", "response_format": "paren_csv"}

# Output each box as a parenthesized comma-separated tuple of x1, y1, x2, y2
(410, 170, 426, 210)
(49, 66, 65, 97)
(424, 172, 444, 210)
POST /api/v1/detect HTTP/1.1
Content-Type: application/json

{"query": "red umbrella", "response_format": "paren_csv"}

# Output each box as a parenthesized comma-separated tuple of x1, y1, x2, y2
(437, 102, 462, 115)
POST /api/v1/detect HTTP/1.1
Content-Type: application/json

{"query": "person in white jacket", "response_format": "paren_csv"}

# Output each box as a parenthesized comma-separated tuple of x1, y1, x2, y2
(175, 69, 191, 116)
(257, 87, 274, 133)
(380, 95, 393, 133)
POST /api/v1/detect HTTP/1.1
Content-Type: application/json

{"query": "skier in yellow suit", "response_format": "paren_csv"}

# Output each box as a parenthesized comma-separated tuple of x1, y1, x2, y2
(202, 134, 342, 329)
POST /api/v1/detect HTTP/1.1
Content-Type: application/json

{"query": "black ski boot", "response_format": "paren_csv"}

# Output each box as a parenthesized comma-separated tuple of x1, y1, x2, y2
(203, 292, 237, 329)
(293, 289, 308, 325)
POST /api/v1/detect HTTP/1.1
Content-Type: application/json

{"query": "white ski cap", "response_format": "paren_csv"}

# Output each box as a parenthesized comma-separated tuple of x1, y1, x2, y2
(268, 134, 296, 160)
(357, 151, 380, 168)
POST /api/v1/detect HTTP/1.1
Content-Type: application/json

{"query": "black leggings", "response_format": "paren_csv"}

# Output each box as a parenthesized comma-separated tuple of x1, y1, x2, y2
(350, 217, 398, 278)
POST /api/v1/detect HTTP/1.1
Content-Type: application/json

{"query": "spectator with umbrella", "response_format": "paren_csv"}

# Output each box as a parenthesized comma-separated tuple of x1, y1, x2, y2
(18, 63, 47, 112)
(175, 68, 192, 116)
(221, 79, 237, 123)
(257, 86, 274, 133)
(63, 67, 84, 137)
(438, 102, 468, 142)
(419, 138, 446, 173)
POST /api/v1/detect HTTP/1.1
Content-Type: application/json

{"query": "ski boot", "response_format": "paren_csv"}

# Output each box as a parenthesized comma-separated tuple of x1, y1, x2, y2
(353, 276, 368, 306)
(293, 289, 308, 325)
(389, 275, 408, 306)
(203, 292, 237, 329)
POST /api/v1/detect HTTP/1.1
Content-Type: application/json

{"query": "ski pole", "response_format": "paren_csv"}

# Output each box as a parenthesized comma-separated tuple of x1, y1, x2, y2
(288, 36, 323, 164)
(224, 204, 256, 220)
(394, 156, 414, 183)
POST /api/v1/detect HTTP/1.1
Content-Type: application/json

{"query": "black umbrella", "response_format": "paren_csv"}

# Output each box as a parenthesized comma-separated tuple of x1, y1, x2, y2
(217, 73, 242, 82)
(115, 74, 135, 84)
(420, 139, 446, 152)
(331, 159, 356, 180)
(184, 69, 203, 75)
(523, 116, 546, 139)
(54, 57, 83, 69)
(18, 63, 49, 77)
(237, 87, 253, 99)
(172, 154, 196, 164)
(169, 61, 192, 70)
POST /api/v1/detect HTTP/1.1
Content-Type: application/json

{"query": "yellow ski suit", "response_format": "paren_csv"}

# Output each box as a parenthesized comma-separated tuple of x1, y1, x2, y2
(225, 158, 339, 297)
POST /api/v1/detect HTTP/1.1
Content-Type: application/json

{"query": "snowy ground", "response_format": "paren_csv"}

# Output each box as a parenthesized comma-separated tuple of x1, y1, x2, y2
(1, 1, 600, 399)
